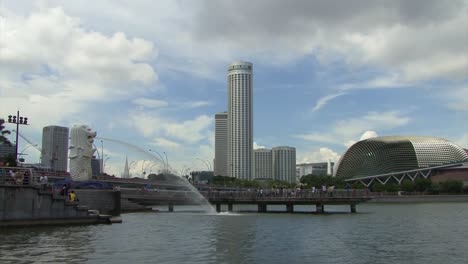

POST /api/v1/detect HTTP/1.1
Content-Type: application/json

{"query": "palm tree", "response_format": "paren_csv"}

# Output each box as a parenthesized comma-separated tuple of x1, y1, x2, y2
(0, 118, 12, 146)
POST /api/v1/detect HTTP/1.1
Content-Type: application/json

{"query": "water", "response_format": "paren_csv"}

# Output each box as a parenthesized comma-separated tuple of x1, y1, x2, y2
(1, 203, 468, 264)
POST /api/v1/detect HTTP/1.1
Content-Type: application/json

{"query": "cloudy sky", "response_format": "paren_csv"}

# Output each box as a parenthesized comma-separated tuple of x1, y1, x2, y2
(1, 0, 467, 176)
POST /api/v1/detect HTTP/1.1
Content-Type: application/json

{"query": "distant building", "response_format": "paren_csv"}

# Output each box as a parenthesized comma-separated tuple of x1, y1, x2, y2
(273, 146, 296, 183)
(91, 157, 101, 177)
(214, 111, 228, 176)
(41, 126, 69, 172)
(254, 148, 273, 179)
(296, 162, 335, 181)
(228, 61, 254, 180)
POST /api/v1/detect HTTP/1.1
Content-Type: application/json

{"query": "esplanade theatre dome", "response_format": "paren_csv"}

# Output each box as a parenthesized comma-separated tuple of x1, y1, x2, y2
(334, 136, 468, 178)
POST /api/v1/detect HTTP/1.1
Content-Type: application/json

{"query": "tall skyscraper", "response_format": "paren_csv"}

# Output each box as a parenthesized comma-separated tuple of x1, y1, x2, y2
(228, 61, 253, 180)
(254, 148, 272, 179)
(214, 111, 228, 176)
(41, 125, 69, 172)
(273, 146, 296, 183)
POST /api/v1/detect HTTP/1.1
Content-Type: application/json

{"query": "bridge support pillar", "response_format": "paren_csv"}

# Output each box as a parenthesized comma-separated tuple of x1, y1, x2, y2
(216, 204, 221, 213)
(286, 203, 294, 213)
(258, 204, 267, 213)
(168, 204, 174, 212)
(228, 203, 233, 212)
(316, 203, 324, 213)
(350, 204, 356, 213)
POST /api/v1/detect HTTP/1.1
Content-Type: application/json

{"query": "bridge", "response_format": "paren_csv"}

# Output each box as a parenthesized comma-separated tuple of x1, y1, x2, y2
(121, 189, 371, 213)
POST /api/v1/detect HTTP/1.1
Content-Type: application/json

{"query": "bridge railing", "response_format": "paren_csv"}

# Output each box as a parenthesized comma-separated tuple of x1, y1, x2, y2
(0, 167, 39, 187)
(201, 189, 369, 201)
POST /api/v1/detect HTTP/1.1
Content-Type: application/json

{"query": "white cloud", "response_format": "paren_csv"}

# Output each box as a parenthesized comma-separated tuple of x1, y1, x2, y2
(297, 147, 341, 163)
(346, 130, 379, 148)
(0, 7, 157, 133)
(184, 101, 212, 108)
(297, 111, 408, 146)
(130, 111, 213, 144)
(444, 86, 468, 111)
(151, 137, 181, 149)
(132, 98, 169, 108)
(253, 142, 266, 149)
(312, 92, 347, 112)
(360, 130, 379, 141)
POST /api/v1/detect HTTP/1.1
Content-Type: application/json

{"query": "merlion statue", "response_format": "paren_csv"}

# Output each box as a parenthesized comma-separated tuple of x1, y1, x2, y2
(69, 125, 97, 181)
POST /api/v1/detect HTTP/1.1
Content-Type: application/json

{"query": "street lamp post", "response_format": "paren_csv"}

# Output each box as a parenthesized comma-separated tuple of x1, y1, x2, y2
(100, 140, 104, 175)
(7, 111, 29, 164)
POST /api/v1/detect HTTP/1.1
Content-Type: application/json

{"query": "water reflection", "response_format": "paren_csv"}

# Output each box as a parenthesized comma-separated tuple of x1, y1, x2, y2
(0, 225, 94, 264)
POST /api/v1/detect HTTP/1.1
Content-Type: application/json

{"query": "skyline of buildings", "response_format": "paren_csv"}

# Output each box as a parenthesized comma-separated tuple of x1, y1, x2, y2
(41, 125, 69, 172)
(214, 61, 299, 183)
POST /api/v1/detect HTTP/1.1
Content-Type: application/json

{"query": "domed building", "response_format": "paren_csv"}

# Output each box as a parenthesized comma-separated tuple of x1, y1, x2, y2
(334, 136, 468, 179)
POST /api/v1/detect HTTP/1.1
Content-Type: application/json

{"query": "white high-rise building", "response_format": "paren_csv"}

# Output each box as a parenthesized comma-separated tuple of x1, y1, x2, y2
(214, 111, 228, 176)
(228, 61, 253, 180)
(254, 148, 272, 179)
(41, 125, 69, 172)
(273, 146, 296, 183)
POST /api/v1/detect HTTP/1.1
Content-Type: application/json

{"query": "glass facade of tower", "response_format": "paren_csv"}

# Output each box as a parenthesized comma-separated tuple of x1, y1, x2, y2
(228, 62, 253, 180)
(41, 126, 69, 172)
(272, 146, 296, 183)
(214, 112, 228, 176)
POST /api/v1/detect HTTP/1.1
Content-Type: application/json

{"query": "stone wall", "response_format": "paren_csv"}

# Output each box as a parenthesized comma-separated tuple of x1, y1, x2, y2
(74, 189, 121, 216)
(0, 185, 88, 221)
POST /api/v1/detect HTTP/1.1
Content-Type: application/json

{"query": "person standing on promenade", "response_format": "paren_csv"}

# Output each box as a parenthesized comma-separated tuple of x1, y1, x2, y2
(40, 174, 48, 191)
(8, 170, 15, 184)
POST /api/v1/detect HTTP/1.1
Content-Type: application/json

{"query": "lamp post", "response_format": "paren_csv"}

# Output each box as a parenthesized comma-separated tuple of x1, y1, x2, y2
(7, 111, 29, 164)
(100, 140, 104, 175)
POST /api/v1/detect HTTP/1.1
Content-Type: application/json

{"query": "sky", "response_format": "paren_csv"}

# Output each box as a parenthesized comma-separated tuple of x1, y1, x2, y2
(1, 0, 467, 177)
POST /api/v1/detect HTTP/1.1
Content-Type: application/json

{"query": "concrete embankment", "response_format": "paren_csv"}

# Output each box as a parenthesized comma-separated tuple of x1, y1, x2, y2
(0, 185, 121, 227)
(369, 194, 468, 203)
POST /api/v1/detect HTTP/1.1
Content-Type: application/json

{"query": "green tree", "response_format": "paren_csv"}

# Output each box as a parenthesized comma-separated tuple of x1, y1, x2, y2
(0, 118, 12, 146)
(440, 180, 463, 193)
(414, 178, 432, 192)
(385, 183, 400, 192)
(372, 183, 386, 192)
(401, 180, 415, 192)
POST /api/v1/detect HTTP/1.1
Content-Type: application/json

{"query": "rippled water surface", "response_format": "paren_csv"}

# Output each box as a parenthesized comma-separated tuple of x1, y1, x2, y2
(1, 203, 468, 264)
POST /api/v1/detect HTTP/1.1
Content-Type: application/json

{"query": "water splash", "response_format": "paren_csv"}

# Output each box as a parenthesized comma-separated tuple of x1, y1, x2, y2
(96, 137, 217, 213)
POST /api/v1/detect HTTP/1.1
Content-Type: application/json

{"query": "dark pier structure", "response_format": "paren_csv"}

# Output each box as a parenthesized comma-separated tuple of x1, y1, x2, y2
(205, 191, 370, 213)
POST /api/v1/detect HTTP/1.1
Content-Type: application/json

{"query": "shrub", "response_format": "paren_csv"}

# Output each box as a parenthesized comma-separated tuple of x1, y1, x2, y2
(401, 180, 415, 192)
(440, 180, 464, 193)
(414, 178, 432, 192)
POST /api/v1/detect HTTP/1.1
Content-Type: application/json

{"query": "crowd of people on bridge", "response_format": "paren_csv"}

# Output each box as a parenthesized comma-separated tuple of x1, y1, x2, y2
(203, 183, 354, 199)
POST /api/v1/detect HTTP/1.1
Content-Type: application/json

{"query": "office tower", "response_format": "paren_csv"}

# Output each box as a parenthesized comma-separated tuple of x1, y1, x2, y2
(273, 146, 296, 183)
(91, 157, 101, 176)
(214, 111, 228, 176)
(41, 126, 69, 172)
(228, 61, 253, 180)
(254, 148, 272, 179)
